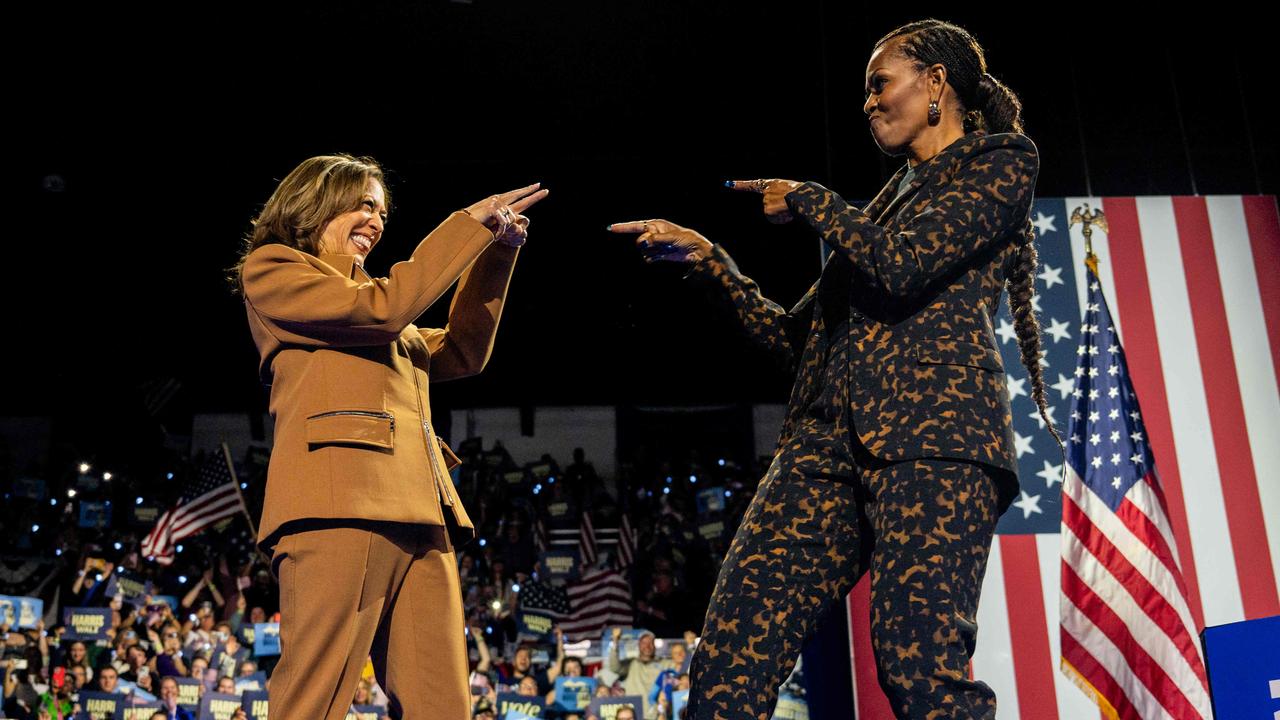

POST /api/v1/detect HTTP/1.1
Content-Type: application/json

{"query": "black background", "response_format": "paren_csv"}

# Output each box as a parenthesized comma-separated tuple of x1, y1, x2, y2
(9, 1, 1275, 470)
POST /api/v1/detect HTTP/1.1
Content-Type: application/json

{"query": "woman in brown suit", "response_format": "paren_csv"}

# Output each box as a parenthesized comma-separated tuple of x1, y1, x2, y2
(612, 19, 1059, 720)
(233, 154, 546, 719)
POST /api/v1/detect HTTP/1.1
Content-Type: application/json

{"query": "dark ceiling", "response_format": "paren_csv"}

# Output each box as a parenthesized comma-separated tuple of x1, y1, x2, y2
(9, 1, 1275, 467)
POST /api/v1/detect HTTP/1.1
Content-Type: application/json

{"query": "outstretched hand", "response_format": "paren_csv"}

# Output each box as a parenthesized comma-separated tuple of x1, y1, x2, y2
(464, 183, 550, 247)
(726, 178, 802, 223)
(607, 219, 712, 264)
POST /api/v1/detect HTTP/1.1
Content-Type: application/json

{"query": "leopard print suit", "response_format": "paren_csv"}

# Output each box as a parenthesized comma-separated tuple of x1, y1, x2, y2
(682, 130, 1040, 720)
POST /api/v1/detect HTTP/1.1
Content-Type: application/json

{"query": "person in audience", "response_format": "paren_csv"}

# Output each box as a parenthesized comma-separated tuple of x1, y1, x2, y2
(502, 645, 550, 695)
(606, 629, 672, 716)
(516, 675, 540, 698)
(97, 665, 121, 694)
(152, 628, 188, 678)
(158, 676, 194, 720)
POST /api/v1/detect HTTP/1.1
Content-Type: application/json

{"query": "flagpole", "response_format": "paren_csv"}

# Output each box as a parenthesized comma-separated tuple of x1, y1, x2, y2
(220, 441, 257, 537)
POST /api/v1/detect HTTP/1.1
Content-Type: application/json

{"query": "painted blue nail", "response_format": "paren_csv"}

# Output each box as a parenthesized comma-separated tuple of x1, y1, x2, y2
(723, 180, 734, 187)
(605, 224, 613, 231)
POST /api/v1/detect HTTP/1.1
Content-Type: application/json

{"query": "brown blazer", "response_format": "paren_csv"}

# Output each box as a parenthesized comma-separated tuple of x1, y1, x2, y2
(241, 211, 517, 553)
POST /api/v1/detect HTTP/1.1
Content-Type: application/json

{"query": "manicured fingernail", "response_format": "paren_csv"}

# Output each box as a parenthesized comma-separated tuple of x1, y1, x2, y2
(723, 180, 734, 187)
(605, 224, 613, 231)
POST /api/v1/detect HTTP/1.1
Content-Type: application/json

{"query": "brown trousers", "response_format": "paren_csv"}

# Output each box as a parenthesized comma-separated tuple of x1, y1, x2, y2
(268, 519, 468, 720)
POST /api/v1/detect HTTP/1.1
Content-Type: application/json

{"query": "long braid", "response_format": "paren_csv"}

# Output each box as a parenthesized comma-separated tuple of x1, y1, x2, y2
(1008, 225, 1065, 451)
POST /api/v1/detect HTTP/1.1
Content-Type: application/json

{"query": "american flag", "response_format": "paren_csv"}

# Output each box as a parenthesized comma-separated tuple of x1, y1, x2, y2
(142, 445, 247, 565)
(579, 511, 599, 568)
(561, 568, 633, 642)
(519, 578, 571, 620)
(839, 195, 1280, 718)
(1059, 261, 1211, 718)
(615, 513, 636, 570)
(533, 515, 550, 556)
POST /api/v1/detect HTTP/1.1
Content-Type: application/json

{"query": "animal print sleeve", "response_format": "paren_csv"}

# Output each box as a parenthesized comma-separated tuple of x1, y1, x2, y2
(785, 142, 1038, 301)
(684, 243, 808, 372)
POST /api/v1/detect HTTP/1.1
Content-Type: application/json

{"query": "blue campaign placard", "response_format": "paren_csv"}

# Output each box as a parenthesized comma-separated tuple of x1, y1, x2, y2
(235, 671, 268, 693)
(122, 704, 163, 720)
(241, 689, 269, 720)
(672, 689, 689, 719)
(175, 677, 204, 710)
(104, 570, 152, 602)
(541, 549, 580, 581)
(349, 704, 386, 720)
(587, 695, 642, 720)
(62, 606, 112, 641)
(75, 690, 123, 720)
(518, 610, 554, 643)
(773, 692, 809, 719)
(253, 622, 281, 656)
(496, 693, 544, 719)
(0, 595, 42, 629)
(78, 501, 112, 529)
(696, 486, 727, 515)
(13, 476, 46, 500)
(553, 676, 596, 711)
(199, 691, 245, 720)
(1201, 614, 1280, 719)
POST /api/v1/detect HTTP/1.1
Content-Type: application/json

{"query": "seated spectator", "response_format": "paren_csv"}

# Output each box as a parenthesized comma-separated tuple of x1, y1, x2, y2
(352, 677, 374, 706)
(36, 667, 75, 718)
(60, 640, 93, 683)
(473, 697, 497, 720)
(668, 638, 690, 674)
(189, 656, 209, 681)
(121, 643, 150, 682)
(499, 645, 549, 695)
(516, 675, 540, 698)
(97, 665, 121, 694)
(135, 666, 157, 696)
(68, 665, 89, 691)
(238, 660, 258, 678)
(151, 628, 188, 678)
(157, 675, 195, 720)
(216, 676, 237, 694)
(212, 628, 248, 679)
(605, 629, 672, 716)
(544, 656, 586, 708)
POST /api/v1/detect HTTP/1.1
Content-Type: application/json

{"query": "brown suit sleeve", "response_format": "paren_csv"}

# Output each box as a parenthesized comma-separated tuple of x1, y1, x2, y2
(412, 242, 521, 381)
(242, 211, 494, 346)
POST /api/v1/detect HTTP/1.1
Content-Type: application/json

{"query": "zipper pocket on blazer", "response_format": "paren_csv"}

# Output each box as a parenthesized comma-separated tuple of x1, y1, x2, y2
(307, 409, 396, 433)
(407, 365, 459, 508)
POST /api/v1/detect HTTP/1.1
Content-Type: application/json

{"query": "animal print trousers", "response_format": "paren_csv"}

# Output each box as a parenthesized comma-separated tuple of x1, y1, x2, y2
(686, 333, 1003, 720)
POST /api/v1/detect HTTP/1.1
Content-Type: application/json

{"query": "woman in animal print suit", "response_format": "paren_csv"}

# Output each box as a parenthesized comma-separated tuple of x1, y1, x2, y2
(611, 18, 1061, 720)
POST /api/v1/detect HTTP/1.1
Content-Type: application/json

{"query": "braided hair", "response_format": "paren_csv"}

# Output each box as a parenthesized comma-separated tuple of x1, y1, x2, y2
(877, 19, 1062, 449)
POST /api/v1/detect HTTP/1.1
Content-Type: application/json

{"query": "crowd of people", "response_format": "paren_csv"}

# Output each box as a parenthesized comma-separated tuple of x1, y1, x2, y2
(1, 437, 769, 719)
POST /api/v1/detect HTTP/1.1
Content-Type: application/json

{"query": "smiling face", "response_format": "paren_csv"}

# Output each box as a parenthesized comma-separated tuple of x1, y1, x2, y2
(319, 177, 387, 267)
(864, 37, 935, 157)
(637, 633, 655, 661)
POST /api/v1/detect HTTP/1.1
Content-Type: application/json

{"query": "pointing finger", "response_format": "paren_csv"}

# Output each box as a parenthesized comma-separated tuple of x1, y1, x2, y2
(725, 179, 767, 193)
